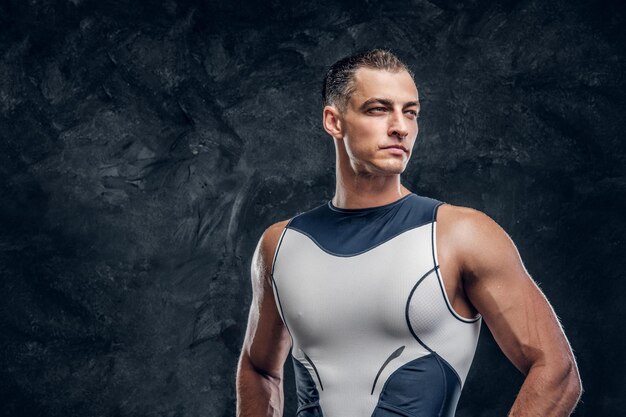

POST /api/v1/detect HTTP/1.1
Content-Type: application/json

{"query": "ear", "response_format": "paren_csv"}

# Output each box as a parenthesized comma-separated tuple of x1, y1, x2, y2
(322, 105, 344, 140)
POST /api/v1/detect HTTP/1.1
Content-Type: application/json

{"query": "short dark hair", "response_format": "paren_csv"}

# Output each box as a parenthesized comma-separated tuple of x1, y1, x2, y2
(322, 48, 414, 114)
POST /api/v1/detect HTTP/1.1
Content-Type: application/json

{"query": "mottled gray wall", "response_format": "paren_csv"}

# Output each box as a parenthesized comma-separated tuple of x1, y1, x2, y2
(1, 0, 624, 416)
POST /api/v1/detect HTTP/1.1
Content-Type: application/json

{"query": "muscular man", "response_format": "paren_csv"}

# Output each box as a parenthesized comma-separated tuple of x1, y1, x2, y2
(236, 49, 582, 416)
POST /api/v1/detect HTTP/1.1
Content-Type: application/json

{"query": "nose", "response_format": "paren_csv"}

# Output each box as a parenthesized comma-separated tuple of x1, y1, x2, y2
(388, 108, 409, 139)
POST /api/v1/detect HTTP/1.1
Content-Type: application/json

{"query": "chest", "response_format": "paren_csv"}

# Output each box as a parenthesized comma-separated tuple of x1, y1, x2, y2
(272, 225, 438, 346)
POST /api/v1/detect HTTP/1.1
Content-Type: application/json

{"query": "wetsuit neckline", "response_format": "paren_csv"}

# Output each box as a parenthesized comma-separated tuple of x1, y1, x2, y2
(327, 193, 414, 213)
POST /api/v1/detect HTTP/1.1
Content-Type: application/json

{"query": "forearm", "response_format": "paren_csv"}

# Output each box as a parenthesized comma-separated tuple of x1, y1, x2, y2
(508, 361, 582, 417)
(236, 355, 284, 417)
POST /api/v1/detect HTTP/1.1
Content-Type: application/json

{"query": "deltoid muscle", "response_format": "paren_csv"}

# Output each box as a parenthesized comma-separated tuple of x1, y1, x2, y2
(271, 193, 482, 417)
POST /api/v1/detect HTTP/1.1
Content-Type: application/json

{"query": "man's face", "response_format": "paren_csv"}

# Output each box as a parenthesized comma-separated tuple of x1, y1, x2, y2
(337, 67, 420, 176)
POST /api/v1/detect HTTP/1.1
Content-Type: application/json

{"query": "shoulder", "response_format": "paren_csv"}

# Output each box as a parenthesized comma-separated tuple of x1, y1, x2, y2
(254, 200, 328, 264)
(436, 202, 501, 234)
(436, 203, 516, 276)
(253, 219, 292, 274)
(262, 219, 291, 247)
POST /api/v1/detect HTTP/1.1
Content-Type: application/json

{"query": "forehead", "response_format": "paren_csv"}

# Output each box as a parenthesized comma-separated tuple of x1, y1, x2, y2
(350, 67, 419, 106)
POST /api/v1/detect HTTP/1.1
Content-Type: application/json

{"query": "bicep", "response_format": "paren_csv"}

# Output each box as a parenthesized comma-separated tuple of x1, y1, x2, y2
(241, 226, 292, 378)
(459, 211, 574, 375)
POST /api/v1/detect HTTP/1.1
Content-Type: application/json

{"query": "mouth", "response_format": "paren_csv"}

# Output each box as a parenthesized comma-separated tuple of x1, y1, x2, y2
(380, 145, 409, 154)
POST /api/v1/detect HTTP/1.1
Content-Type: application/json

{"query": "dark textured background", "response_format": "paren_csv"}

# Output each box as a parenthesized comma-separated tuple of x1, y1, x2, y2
(1, 0, 624, 416)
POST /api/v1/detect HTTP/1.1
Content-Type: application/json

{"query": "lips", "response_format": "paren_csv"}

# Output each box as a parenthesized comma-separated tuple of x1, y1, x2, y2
(381, 145, 408, 153)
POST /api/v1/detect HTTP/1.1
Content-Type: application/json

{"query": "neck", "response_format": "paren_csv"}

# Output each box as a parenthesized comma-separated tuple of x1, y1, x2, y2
(332, 150, 412, 210)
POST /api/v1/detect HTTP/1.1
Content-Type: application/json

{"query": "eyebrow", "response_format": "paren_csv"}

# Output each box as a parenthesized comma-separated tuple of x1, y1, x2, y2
(359, 97, 420, 112)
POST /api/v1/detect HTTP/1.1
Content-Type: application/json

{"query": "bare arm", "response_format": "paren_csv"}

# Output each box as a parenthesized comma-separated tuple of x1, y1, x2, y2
(452, 207, 582, 416)
(236, 221, 292, 417)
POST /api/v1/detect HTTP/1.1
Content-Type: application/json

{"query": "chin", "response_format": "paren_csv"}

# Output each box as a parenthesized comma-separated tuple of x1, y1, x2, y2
(373, 162, 407, 176)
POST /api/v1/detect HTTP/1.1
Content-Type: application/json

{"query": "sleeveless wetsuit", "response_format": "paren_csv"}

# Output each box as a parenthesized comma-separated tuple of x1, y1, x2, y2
(270, 193, 482, 417)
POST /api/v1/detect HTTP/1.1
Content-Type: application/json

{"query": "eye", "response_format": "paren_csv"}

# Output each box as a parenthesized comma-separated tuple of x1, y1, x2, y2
(405, 110, 419, 118)
(368, 107, 387, 113)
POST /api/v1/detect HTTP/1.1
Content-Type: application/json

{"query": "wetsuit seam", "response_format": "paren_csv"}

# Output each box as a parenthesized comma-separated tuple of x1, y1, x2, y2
(301, 349, 324, 391)
(405, 268, 437, 352)
(435, 352, 462, 390)
(269, 276, 293, 345)
(431, 203, 482, 323)
(371, 345, 405, 395)
(434, 353, 448, 417)
(270, 217, 294, 276)
(270, 223, 294, 344)
(434, 265, 482, 323)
